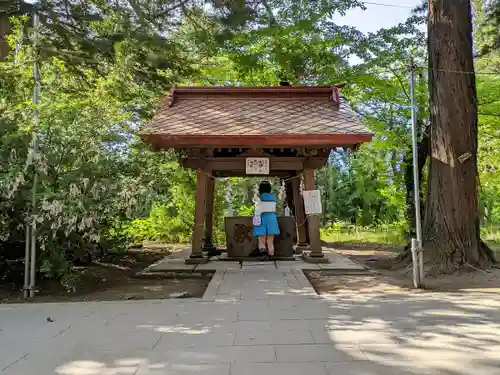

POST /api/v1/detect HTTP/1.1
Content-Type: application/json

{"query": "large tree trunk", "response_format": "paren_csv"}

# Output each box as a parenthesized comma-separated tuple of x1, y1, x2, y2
(425, 0, 495, 271)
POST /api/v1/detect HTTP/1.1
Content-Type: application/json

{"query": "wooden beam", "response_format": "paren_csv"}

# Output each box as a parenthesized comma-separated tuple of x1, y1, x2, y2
(203, 177, 216, 252)
(214, 171, 295, 178)
(182, 157, 305, 172)
(142, 133, 374, 149)
(304, 157, 328, 170)
(181, 156, 328, 172)
(292, 175, 309, 252)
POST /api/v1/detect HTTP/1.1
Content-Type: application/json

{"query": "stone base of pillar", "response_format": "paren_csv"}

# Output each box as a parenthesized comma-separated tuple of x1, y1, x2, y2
(203, 244, 221, 257)
(302, 252, 330, 263)
(294, 244, 310, 255)
(185, 255, 209, 264)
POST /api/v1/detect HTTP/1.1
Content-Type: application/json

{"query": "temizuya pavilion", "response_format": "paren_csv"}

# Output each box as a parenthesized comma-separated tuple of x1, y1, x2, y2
(142, 85, 373, 264)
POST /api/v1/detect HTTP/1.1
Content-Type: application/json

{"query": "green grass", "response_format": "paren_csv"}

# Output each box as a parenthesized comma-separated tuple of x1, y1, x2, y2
(483, 225, 500, 251)
(320, 222, 406, 247)
(320, 222, 500, 250)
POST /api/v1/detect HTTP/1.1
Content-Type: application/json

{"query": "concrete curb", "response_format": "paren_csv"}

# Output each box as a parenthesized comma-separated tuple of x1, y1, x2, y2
(201, 270, 225, 301)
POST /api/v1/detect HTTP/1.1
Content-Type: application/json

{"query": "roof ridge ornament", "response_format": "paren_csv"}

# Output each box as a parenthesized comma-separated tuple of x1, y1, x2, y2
(331, 85, 340, 106)
(167, 84, 177, 107)
(155, 84, 177, 113)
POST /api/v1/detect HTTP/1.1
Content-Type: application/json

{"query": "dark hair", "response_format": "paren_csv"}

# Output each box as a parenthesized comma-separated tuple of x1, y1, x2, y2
(258, 181, 272, 195)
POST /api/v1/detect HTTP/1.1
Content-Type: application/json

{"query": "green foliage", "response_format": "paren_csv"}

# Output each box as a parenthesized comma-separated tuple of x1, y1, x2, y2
(1, 19, 172, 280)
(126, 204, 193, 244)
(320, 221, 407, 246)
(320, 223, 500, 249)
(482, 225, 500, 248)
(473, 1, 500, 226)
(125, 168, 230, 245)
(318, 146, 407, 228)
(1, 0, 266, 85)
(477, 76, 500, 224)
(476, 0, 500, 59)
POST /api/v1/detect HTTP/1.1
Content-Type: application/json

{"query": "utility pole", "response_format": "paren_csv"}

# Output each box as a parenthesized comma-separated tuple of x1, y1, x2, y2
(409, 57, 424, 288)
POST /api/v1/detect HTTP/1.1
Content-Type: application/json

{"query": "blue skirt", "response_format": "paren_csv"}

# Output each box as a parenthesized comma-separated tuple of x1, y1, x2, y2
(253, 212, 280, 236)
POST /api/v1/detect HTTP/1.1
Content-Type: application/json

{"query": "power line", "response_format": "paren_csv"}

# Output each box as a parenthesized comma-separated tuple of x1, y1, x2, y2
(423, 67, 500, 76)
(362, 1, 415, 9)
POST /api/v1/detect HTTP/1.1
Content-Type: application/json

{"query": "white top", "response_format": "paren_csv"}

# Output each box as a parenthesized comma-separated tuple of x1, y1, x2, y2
(254, 200, 276, 215)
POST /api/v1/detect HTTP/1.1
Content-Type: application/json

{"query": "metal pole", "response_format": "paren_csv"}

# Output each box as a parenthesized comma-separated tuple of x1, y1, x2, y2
(29, 7, 40, 299)
(29, 177, 37, 298)
(23, 224, 30, 299)
(411, 238, 419, 288)
(409, 59, 424, 287)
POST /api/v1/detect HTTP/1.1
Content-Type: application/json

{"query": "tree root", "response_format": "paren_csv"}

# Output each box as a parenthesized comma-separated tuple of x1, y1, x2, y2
(390, 243, 413, 269)
(391, 238, 496, 276)
(478, 239, 497, 265)
(463, 263, 489, 274)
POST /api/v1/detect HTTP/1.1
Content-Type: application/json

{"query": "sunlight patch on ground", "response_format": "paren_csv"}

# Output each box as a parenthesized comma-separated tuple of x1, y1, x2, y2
(137, 324, 212, 334)
(55, 360, 138, 375)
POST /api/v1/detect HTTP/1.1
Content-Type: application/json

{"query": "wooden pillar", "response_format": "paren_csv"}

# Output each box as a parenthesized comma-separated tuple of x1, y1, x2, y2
(303, 169, 325, 260)
(187, 169, 209, 264)
(292, 175, 309, 253)
(203, 177, 219, 256)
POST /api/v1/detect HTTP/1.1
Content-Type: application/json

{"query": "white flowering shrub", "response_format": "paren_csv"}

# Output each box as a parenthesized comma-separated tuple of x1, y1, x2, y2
(0, 24, 173, 283)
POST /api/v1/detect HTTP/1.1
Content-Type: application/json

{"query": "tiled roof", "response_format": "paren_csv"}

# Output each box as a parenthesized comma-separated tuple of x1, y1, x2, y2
(142, 86, 373, 148)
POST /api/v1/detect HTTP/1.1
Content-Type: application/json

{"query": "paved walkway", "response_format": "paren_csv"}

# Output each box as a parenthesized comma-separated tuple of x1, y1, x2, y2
(2, 261, 500, 375)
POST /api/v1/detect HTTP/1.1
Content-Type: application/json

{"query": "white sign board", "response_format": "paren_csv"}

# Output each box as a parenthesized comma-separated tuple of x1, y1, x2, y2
(245, 157, 270, 175)
(303, 189, 322, 215)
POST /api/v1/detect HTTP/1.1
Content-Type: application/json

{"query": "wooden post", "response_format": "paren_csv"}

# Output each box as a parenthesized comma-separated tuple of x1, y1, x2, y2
(203, 176, 219, 256)
(292, 175, 309, 254)
(187, 169, 209, 264)
(303, 169, 326, 261)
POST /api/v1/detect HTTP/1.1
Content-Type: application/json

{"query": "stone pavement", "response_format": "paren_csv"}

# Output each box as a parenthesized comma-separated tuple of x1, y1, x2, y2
(141, 247, 365, 274)
(2, 260, 500, 375)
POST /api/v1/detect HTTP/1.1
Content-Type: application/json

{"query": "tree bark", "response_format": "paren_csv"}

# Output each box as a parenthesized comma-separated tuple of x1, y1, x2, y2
(0, 16, 11, 61)
(0, 1, 35, 61)
(425, 0, 495, 271)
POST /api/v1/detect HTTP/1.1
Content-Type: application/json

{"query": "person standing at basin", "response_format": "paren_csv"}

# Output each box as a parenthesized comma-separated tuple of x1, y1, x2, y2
(253, 181, 280, 261)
